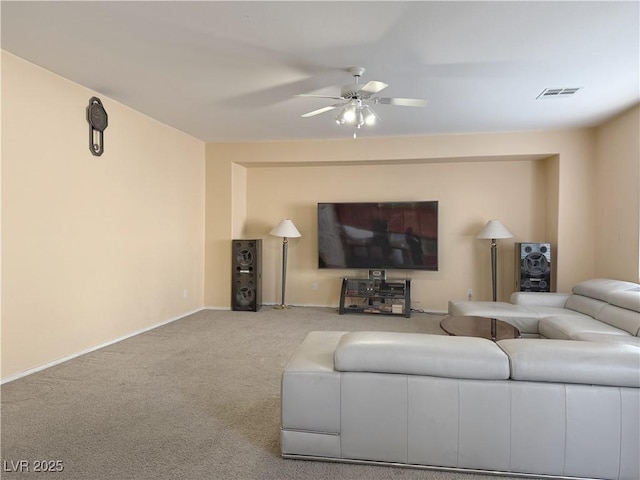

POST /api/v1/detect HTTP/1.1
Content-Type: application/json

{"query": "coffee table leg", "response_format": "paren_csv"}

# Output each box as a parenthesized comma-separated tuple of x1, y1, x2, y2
(491, 318, 497, 341)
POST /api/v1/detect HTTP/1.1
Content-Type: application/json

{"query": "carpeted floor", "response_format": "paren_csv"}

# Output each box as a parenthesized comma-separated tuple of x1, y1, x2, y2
(1, 307, 531, 479)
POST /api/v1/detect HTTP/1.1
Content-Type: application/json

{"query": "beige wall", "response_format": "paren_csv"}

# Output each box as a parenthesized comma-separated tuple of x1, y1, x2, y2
(205, 128, 610, 310)
(243, 160, 550, 311)
(1, 52, 205, 380)
(595, 105, 640, 282)
(543, 155, 561, 291)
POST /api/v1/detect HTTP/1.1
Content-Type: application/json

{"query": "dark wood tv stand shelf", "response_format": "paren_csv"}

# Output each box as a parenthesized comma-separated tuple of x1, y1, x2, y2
(339, 277, 411, 318)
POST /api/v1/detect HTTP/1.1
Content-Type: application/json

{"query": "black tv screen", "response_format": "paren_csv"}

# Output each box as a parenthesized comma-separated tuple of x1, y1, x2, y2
(318, 201, 438, 270)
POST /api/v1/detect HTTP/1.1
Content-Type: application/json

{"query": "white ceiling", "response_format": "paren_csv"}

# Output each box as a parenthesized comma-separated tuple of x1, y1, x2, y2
(2, 1, 639, 142)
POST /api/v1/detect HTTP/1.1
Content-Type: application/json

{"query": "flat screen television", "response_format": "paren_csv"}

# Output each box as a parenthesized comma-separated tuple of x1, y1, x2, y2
(318, 201, 438, 270)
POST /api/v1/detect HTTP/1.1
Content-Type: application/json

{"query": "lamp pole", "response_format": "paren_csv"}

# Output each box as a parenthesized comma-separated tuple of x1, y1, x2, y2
(279, 236, 289, 308)
(490, 238, 498, 302)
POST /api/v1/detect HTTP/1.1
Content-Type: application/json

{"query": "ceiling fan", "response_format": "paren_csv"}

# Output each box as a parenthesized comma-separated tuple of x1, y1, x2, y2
(298, 67, 429, 136)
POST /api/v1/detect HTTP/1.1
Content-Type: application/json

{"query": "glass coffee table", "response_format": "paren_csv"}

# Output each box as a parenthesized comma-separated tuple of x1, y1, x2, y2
(440, 315, 521, 341)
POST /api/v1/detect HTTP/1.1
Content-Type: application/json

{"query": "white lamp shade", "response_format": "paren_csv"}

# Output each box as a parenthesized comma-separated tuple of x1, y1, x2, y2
(476, 220, 513, 239)
(270, 219, 301, 238)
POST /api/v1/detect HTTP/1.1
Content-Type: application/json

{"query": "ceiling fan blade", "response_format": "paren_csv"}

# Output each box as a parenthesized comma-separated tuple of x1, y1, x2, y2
(301, 105, 339, 118)
(374, 97, 429, 107)
(296, 94, 344, 101)
(360, 80, 388, 95)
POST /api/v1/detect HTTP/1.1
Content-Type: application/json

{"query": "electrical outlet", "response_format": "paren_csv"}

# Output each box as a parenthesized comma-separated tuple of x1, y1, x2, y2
(312, 283, 318, 291)
(183, 289, 188, 298)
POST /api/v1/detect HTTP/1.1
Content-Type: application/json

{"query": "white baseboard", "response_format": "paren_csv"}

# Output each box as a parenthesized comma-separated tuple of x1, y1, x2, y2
(261, 303, 337, 308)
(203, 303, 338, 312)
(205, 304, 445, 313)
(420, 309, 448, 315)
(1, 307, 205, 385)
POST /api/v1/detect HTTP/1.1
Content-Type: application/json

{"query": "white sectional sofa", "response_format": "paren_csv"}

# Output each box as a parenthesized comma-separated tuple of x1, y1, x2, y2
(448, 278, 640, 342)
(280, 330, 640, 479)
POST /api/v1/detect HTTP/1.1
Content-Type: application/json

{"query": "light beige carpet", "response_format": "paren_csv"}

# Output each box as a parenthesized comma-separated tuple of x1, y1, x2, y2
(1, 307, 532, 479)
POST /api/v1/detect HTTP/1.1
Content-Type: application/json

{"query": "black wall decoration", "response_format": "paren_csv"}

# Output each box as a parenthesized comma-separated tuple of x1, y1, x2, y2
(87, 97, 108, 156)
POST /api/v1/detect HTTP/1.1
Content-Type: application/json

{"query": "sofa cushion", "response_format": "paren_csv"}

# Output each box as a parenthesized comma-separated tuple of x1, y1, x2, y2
(498, 339, 640, 387)
(539, 314, 629, 340)
(565, 294, 608, 317)
(334, 331, 510, 380)
(608, 286, 640, 312)
(519, 306, 586, 319)
(510, 291, 570, 308)
(596, 304, 640, 336)
(571, 332, 640, 346)
(572, 278, 639, 301)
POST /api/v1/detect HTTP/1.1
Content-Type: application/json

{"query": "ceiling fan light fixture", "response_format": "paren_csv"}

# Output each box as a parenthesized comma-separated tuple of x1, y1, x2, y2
(342, 104, 357, 123)
(362, 105, 376, 125)
(335, 102, 376, 128)
(343, 111, 356, 123)
(335, 103, 353, 125)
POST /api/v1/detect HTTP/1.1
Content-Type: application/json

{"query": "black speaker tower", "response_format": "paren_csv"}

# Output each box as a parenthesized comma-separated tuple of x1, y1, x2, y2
(231, 239, 262, 311)
(515, 242, 551, 292)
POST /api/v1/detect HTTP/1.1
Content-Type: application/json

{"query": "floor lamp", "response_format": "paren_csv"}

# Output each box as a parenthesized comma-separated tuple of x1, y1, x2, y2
(270, 219, 301, 309)
(477, 220, 513, 302)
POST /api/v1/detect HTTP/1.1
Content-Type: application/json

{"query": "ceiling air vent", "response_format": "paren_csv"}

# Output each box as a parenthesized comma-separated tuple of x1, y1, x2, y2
(537, 87, 582, 99)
